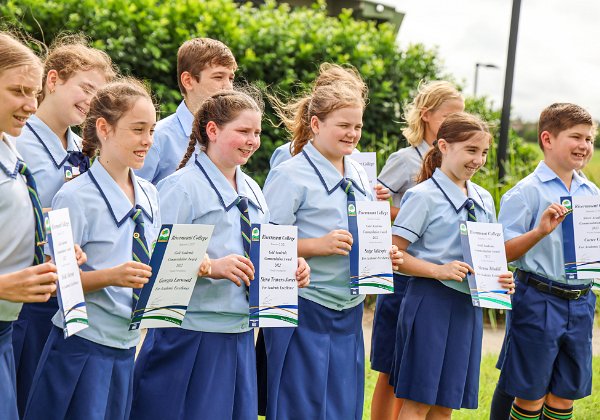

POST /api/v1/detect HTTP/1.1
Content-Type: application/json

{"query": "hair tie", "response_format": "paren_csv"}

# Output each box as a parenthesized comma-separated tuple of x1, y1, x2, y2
(432, 139, 439, 147)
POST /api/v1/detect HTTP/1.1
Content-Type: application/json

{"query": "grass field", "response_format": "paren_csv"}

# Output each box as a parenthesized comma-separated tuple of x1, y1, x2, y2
(583, 149, 600, 185)
(364, 356, 600, 419)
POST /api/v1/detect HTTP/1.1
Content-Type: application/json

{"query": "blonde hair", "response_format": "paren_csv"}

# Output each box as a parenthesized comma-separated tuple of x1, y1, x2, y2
(82, 78, 153, 158)
(418, 112, 491, 183)
(178, 89, 264, 170)
(40, 34, 116, 102)
(0, 32, 42, 76)
(403, 80, 462, 146)
(272, 63, 368, 156)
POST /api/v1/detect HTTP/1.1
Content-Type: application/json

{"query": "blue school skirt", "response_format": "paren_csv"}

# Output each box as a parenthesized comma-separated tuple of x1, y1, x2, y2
(24, 326, 135, 420)
(0, 322, 18, 420)
(390, 277, 482, 409)
(130, 328, 257, 420)
(12, 297, 58, 417)
(263, 296, 365, 420)
(370, 274, 409, 374)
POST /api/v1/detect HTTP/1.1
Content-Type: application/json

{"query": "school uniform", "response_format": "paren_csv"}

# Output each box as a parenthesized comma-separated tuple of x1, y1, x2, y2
(497, 161, 598, 401)
(262, 141, 372, 420)
(130, 151, 269, 420)
(390, 168, 495, 409)
(269, 141, 293, 169)
(10, 114, 89, 417)
(135, 100, 194, 184)
(0, 137, 36, 420)
(24, 159, 161, 420)
(370, 141, 430, 375)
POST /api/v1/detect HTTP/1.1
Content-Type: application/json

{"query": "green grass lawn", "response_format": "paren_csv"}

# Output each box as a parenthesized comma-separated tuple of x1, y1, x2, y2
(364, 355, 600, 419)
(583, 150, 600, 185)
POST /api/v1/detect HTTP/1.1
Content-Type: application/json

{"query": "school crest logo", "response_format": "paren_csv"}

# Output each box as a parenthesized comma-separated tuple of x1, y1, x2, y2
(44, 216, 51, 235)
(158, 228, 171, 242)
(459, 223, 467, 235)
(561, 199, 572, 209)
(348, 203, 356, 216)
(252, 227, 260, 241)
(64, 167, 73, 180)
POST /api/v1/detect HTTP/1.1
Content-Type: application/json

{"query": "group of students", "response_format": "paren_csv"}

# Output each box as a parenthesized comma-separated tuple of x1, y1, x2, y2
(0, 30, 595, 420)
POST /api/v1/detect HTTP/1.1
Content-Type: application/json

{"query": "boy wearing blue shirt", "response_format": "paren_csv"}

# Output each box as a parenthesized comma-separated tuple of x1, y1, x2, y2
(136, 38, 236, 184)
(497, 103, 597, 420)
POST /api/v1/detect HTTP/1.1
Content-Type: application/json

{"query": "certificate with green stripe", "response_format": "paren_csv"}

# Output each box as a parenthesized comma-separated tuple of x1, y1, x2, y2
(130, 224, 213, 330)
(249, 224, 298, 328)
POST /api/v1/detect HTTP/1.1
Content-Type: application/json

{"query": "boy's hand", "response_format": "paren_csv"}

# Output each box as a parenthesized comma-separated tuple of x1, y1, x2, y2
(390, 245, 404, 271)
(209, 255, 254, 287)
(536, 203, 570, 236)
(0, 263, 58, 303)
(74, 244, 87, 266)
(111, 261, 152, 289)
(498, 272, 516, 294)
(296, 258, 310, 288)
(374, 184, 391, 201)
(434, 261, 474, 282)
(197, 254, 211, 277)
(317, 229, 353, 256)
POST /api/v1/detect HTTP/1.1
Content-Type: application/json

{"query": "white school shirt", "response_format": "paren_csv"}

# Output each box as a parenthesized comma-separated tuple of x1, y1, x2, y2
(392, 168, 496, 294)
(13, 115, 84, 209)
(377, 141, 430, 208)
(263, 141, 373, 310)
(136, 101, 194, 185)
(269, 142, 293, 169)
(51, 160, 161, 349)
(0, 137, 35, 321)
(157, 151, 270, 333)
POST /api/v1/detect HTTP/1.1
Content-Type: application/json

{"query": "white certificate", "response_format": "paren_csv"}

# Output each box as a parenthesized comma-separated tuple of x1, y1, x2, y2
(249, 224, 298, 328)
(561, 196, 600, 280)
(130, 224, 213, 330)
(351, 151, 377, 190)
(48, 208, 88, 337)
(352, 201, 393, 295)
(459, 221, 511, 309)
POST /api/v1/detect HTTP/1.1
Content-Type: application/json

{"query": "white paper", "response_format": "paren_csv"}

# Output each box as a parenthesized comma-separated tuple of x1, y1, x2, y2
(462, 221, 511, 309)
(562, 196, 600, 280)
(249, 224, 298, 328)
(351, 151, 377, 190)
(48, 208, 88, 337)
(355, 201, 394, 294)
(130, 224, 213, 330)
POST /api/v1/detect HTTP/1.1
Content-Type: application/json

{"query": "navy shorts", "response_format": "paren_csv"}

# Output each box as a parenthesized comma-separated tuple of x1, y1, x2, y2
(498, 272, 596, 400)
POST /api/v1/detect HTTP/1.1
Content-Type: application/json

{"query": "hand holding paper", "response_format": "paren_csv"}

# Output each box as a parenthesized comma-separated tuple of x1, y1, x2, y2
(197, 254, 211, 277)
(296, 257, 310, 288)
(390, 245, 403, 271)
(74, 244, 87, 266)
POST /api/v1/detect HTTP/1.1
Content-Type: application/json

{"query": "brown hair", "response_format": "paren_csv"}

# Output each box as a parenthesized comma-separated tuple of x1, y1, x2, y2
(0, 32, 42, 76)
(538, 103, 593, 149)
(417, 112, 491, 183)
(82, 78, 153, 158)
(178, 89, 264, 169)
(272, 63, 368, 156)
(39, 34, 116, 102)
(177, 38, 237, 96)
(402, 80, 463, 146)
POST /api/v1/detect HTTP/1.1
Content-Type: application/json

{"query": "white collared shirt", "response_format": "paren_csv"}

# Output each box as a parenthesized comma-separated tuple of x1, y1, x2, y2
(51, 160, 161, 349)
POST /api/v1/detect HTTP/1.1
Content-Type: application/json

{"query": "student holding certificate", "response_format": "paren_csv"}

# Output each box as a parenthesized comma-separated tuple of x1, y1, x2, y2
(130, 90, 309, 420)
(492, 103, 597, 420)
(390, 113, 514, 419)
(24, 79, 161, 420)
(263, 64, 403, 420)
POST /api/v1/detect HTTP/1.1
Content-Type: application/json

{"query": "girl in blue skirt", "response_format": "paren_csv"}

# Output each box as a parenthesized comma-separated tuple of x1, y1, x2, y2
(263, 63, 403, 420)
(130, 89, 310, 420)
(24, 78, 161, 420)
(390, 112, 515, 418)
(11, 35, 114, 417)
(371, 80, 463, 420)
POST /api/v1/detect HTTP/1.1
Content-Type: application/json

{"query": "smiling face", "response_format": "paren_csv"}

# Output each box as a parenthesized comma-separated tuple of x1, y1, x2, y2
(206, 109, 262, 174)
(439, 131, 490, 187)
(311, 106, 363, 163)
(100, 97, 157, 171)
(542, 124, 594, 173)
(0, 64, 42, 137)
(45, 68, 107, 126)
(184, 65, 235, 113)
(422, 98, 465, 144)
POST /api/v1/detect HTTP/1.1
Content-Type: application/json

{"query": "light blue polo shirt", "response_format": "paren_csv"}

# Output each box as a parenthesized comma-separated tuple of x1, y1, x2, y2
(51, 160, 161, 349)
(392, 168, 496, 294)
(0, 137, 35, 321)
(263, 141, 373, 310)
(377, 141, 430, 208)
(136, 100, 194, 184)
(269, 142, 293, 169)
(157, 151, 270, 333)
(499, 160, 599, 284)
(12, 115, 83, 209)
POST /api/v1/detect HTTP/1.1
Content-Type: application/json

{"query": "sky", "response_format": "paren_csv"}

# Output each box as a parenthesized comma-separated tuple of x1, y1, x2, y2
(383, 0, 600, 121)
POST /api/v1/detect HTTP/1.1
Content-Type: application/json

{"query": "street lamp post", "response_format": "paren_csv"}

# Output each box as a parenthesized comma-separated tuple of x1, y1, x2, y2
(473, 63, 500, 97)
